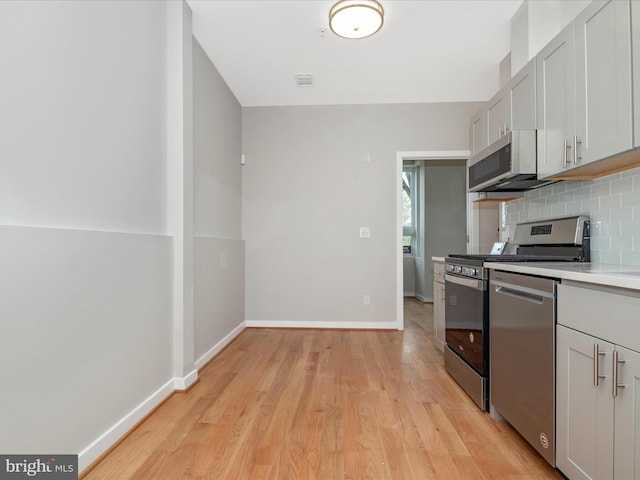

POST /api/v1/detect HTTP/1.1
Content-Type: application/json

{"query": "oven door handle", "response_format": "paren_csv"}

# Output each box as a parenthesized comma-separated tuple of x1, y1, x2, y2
(445, 274, 485, 291)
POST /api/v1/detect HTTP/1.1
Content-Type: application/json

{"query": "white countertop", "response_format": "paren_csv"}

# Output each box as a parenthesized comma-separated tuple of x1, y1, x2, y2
(432, 256, 446, 263)
(484, 262, 640, 291)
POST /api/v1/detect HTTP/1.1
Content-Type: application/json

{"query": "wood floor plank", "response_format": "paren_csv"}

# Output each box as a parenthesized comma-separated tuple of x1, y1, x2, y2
(83, 299, 564, 480)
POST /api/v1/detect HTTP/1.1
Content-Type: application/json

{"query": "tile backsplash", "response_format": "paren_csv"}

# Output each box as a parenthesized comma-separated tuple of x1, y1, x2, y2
(503, 165, 640, 265)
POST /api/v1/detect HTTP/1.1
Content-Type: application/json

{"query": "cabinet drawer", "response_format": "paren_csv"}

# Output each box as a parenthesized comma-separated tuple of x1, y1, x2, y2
(557, 282, 640, 353)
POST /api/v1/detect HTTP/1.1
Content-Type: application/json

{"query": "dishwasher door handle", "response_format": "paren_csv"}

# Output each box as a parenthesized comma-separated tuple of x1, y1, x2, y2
(491, 280, 554, 304)
(493, 285, 543, 304)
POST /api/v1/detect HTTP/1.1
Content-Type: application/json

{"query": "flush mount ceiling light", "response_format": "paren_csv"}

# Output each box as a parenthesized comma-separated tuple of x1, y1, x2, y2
(329, 0, 384, 39)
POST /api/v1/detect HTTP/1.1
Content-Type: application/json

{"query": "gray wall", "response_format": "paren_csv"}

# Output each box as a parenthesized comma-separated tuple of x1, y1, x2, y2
(0, 0, 172, 459)
(418, 161, 467, 300)
(0, 1, 245, 471)
(193, 39, 245, 366)
(242, 103, 480, 326)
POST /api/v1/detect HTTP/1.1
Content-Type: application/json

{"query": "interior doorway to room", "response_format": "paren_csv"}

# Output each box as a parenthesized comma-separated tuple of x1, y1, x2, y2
(402, 159, 467, 300)
(399, 157, 467, 319)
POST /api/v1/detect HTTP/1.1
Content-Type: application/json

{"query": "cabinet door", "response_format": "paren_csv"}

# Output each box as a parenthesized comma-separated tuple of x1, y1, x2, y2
(486, 89, 509, 146)
(469, 107, 486, 157)
(509, 58, 536, 131)
(536, 24, 576, 179)
(575, 0, 632, 166)
(633, 0, 640, 147)
(433, 281, 445, 350)
(613, 345, 640, 480)
(556, 325, 614, 480)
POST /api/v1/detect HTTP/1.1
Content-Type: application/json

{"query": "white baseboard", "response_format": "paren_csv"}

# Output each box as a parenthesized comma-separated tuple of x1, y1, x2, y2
(414, 293, 432, 303)
(78, 378, 175, 473)
(194, 322, 246, 370)
(174, 368, 199, 391)
(245, 320, 399, 329)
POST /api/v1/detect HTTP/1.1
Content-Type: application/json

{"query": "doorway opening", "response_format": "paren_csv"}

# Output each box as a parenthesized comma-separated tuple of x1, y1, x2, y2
(395, 150, 470, 331)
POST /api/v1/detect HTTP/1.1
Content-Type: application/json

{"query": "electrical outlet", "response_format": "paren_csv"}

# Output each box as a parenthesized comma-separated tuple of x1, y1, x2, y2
(360, 227, 371, 238)
(363, 294, 370, 305)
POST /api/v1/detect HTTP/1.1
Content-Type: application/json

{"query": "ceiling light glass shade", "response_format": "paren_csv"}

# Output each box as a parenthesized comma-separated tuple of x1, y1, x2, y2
(329, 0, 384, 39)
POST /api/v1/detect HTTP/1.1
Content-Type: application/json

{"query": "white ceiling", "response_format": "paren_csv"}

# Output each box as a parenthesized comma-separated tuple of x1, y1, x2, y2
(187, 0, 523, 107)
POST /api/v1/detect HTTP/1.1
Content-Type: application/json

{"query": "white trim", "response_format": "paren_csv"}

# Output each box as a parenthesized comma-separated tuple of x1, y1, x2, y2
(396, 150, 471, 332)
(245, 320, 398, 330)
(414, 293, 430, 303)
(396, 154, 404, 331)
(174, 368, 198, 391)
(194, 322, 246, 370)
(397, 150, 470, 160)
(78, 379, 175, 473)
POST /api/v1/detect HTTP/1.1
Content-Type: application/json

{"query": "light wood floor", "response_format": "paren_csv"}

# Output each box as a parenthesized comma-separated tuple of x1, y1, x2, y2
(84, 298, 563, 479)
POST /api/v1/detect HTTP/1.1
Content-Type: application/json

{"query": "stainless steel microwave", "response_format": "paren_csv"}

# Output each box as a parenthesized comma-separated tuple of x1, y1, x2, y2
(468, 130, 554, 192)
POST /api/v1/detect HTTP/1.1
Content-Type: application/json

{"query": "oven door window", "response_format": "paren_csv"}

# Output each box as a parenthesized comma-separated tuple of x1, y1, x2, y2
(445, 278, 488, 374)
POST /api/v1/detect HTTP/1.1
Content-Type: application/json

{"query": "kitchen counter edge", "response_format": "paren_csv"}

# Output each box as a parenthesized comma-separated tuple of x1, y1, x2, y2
(484, 262, 640, 291)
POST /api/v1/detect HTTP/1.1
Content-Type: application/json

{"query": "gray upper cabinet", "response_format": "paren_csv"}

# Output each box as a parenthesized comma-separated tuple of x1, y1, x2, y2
(509, 58, 536, 131)
(633, 0, 640, 147)
(470, 59, 536, 162)
(486, 59, 536, 148)
(469, 107, 487, 158)
(486, 89, 509, 146)
(536, 23, 576, 179)
(537, 0, 633, 180)
(575, 0, 632, 165)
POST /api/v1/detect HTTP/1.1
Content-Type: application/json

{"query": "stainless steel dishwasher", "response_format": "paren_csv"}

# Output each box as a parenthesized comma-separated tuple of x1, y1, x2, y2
(490, 270, 557, 467)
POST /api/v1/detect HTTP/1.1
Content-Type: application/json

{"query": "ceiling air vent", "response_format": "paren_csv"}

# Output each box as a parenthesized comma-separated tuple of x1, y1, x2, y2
(294, 74, 314, 87)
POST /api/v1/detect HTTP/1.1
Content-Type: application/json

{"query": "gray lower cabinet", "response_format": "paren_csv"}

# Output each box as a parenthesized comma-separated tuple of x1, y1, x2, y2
(433, 261, 445, 350)
(556, 325, 614, 479)
(556, 283, 640, 479)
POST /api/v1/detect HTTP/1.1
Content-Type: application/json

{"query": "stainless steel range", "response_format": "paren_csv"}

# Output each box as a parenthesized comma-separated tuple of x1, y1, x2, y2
(443, 215, 590, 412)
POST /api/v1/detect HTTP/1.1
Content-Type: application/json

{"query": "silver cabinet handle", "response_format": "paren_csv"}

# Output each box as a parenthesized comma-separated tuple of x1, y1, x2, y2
(574, 136, 582, 165)
(593, 344, 606, 386)
(563, 139, 571, 168)
(612, 350, 626, 397)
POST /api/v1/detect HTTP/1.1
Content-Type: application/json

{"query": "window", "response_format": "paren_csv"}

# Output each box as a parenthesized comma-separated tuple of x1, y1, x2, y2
(402, 163, 419, 254)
